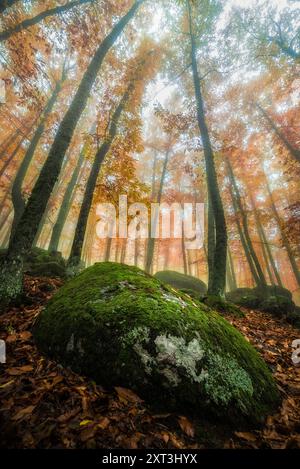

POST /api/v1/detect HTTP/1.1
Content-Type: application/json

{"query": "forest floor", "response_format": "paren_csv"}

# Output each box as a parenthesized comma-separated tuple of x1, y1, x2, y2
(0, 275, 300, 449)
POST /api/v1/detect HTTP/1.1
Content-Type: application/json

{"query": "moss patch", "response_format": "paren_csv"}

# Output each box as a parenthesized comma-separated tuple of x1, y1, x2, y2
(33, 262, 280, 425)
(154, 270, 207, 297)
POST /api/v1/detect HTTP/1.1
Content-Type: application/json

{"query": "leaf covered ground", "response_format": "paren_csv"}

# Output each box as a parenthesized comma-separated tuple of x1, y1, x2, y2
(0, 276, 299, 449)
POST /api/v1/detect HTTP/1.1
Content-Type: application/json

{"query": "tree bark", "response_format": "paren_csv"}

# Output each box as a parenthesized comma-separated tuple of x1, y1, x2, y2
(0, 0, 95, 41)
(0, 0, 20, 15)
(226, 157, 267, 288)
(257, 103, 300, 164)
(187, 0, 227, 297)
(145, 149, 170, 273)
(265, 176, 300, 287)
(48, 149, 84, 252)
(69, 80, 136, 265)
(10, 75, 65, 238)
(0, 1, 144, 307)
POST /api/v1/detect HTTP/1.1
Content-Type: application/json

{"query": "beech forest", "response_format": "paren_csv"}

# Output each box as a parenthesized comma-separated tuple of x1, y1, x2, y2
(0, 0, 300, 455)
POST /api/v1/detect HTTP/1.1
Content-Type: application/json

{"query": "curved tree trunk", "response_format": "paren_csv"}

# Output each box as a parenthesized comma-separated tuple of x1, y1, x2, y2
(0, 0, 95, 41)
(0, 1, 144, 307)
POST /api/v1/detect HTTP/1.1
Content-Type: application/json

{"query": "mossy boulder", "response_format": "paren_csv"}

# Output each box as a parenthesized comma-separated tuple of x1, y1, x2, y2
(0, 247, 66, 278)
(154, 270, 207, 298)
(260, 295, 295, 316)
(24, 248, 66, 278)
(226, 286, 295, 316)
(33, 262, 279, 425)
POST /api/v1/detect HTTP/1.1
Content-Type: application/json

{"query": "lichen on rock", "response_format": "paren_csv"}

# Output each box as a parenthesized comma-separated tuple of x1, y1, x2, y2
(33, 262, 280, 425)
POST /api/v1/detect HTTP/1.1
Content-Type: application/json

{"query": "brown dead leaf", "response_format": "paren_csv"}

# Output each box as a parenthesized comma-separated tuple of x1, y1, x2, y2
(235, 431, 257, 442)
(178, 415, 195, 438)
(12, 405, 35, 421)
(115, 386, 143, 404)
(7, 365, 33, 375)
(19, 331, 32, 341)
(97, 417, 110, 430)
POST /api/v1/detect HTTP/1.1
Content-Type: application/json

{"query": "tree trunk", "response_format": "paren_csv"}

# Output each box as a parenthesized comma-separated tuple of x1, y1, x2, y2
(69, 80, 136, 265)
(227, 247, 237, 291)
(0, 0, 95, 41)
(265, 176, 300, 287)
(207, 192, 215, 292)
(187, 0, 227, 297)
(145, 149, 170, 273)
(0, 1, 144, 307)
(226, 157, 267, 288)
(257, 103, 300, 163)
(0, 0, 20, 15)
(48, 149, 84, 252)
(249, 192, 283, 287)
(228, 180, 261, 286)
(10, 75, 65, 238)
(181, 217, 188, 275)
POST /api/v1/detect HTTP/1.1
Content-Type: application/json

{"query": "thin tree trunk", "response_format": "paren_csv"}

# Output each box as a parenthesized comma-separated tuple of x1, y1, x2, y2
(207, 192, 215, 292)
(227, 247, 237, 291)
(228, 180, 261, 286)
(226, 157, 267, 288)
(181, 216, 188, 275)
(10, 74, 65, 238)
(257, 103, 300, 163)
(0, 0, 20, 15)
(49, 149, 84, 252)
(265, 176, 300, 286)
(145, 149, 170, 273)
(69, 79, 136, 265)
(187, 0, 227, 296)
(0, 1, 144, 307)
(249, 193, 283, 287)
(0, 0, 95, 41)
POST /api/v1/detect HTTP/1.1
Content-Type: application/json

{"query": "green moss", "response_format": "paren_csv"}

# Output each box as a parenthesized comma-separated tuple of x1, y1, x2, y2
(227, 287, 295, 316)
(203, 295, 245, 317)
(33, 262, 280, 425)
(155, 270, 207, 297)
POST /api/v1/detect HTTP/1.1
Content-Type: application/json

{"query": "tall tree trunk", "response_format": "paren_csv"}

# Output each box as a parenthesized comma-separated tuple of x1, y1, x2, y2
(145, 149, 170, 273)
(120, 238, 127, 264)
(0, 0, 95, 41)
(10, 75, 65, 238)
(187, 0, 227, 296)
(69, 79, 135, 265)
(228, 180, 261, 286)
(0, 114, 39, 179)
(181, 216, 188, 275)
(49, 149, 84, 252)
(226, 157, 267, 288)
(257, 103, 300, 163)
(227, 247, 237, 291)
(207, 192, 215, 292)
(249, 192, 283, 287)
(265, 176, 300, 287)
(0, 1, 144, 307)
(0, 0, 20, 15)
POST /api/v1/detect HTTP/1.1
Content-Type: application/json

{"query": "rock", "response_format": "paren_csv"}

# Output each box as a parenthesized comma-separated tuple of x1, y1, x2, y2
(33, 262, 280, 425)
(25, 261, 66, 278)
(260, 295, 295, 316)
(154, 270, 207, 298)
(226, 286, 295, 316)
